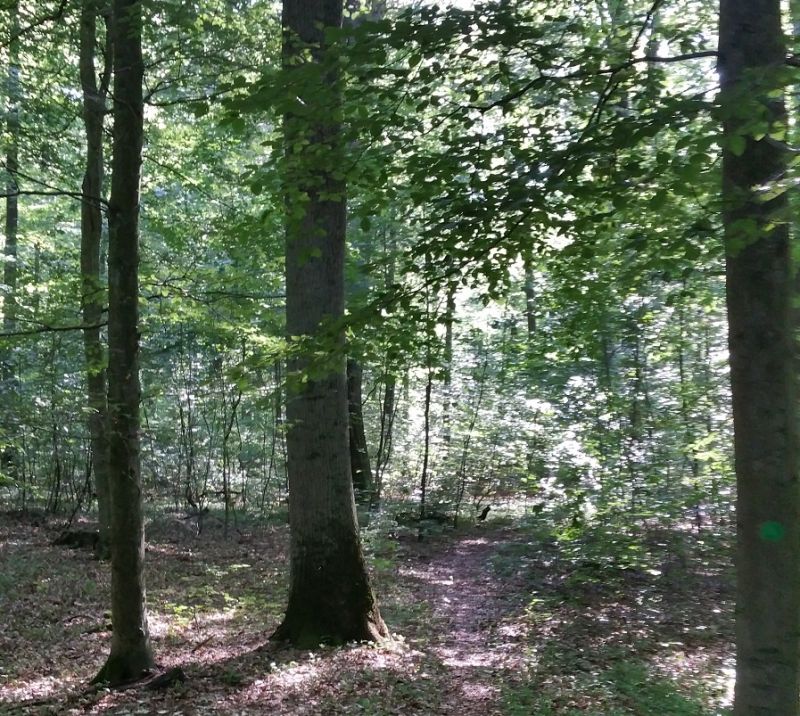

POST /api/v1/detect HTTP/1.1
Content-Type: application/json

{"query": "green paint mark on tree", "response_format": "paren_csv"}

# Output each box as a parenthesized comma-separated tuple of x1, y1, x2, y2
(759, 521, 785, 542)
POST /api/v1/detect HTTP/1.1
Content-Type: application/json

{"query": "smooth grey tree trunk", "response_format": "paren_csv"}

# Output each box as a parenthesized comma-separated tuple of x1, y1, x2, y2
(272, 0, 387, 648)
(92, 0, 154, 685)
(80, 0, 112, 559)
(719, 1, 800, 713)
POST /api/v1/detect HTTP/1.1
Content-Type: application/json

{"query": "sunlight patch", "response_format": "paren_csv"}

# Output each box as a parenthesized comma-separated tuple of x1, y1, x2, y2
(461, 681, 499, 700)
(0, 674, 64, 703)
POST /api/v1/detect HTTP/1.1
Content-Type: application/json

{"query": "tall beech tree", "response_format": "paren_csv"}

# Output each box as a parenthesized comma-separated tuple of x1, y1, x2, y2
(719, 0, 800, 712)
(93, 0, 154, 684)
(272, 0, 388, 647)
(79, 0, 112, 559)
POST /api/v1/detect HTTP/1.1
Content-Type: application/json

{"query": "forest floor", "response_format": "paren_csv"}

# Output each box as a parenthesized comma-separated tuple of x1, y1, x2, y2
(0, 509, 733, 715)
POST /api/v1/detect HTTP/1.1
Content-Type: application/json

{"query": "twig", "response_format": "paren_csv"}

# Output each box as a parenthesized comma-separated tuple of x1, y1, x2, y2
(191, 635, 214, 653)
(0, 0, 71, 48)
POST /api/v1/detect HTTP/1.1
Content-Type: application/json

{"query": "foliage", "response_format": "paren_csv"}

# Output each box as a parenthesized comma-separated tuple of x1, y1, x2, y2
(0, 0, 775, 708)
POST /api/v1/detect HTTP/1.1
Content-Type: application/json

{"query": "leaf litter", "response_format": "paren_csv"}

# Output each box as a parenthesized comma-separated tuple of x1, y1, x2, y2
(0, 511, 733, 715)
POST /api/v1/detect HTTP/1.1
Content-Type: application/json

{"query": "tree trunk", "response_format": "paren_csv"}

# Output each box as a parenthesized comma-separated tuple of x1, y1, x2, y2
(1, 0, 20, 477)
(272, 0, 387, 648)
(372, 231, 397, 506)
(347, 358, 373, 503)
(3, 0, 19, 346)
(373, 371, 396, 506)
(441, 282, 455, 444)
(719, 1, 800, 713)
(419, 364, 433, 526)
(93, 0, 154, 685)
(523, 256, 536, 339)
(80, 0, 112, 559)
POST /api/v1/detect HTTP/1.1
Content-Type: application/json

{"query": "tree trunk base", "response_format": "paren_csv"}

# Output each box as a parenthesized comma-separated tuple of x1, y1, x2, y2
(270, 609, 388, 649)
(93, 536, 111, 561)
(91, 648, 154, 686)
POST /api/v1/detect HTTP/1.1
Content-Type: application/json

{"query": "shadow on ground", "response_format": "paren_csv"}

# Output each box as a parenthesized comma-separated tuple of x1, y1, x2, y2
(0, 511, 733, 715)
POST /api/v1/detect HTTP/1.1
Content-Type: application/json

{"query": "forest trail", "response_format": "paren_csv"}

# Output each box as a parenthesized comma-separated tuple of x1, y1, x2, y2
(0, 513, 732, 715)
(396, 529, 532, 715)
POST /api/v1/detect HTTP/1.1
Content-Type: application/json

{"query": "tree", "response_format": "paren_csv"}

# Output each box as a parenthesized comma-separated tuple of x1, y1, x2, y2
(79, 0, 112, 558)
(93, 0, 154, 684)
(347, 358, 373, 503)
(718, 0, 800, 712)
(272, 0, 388, 647)
(1, 0, 20, 476)
(2, 0, 19, 348)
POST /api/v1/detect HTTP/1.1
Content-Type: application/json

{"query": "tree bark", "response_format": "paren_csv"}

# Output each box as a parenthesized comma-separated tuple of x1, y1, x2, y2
(373, 371, 396, 505)
(441, 282, 455, 444)
(419, 363, 433, 525)
(80, 0, 112, 559)
(1, 0, 20, 477)
(93, 0, 154, 685)
(719, 1, 800, 713)
(273, 0, 387, 648)
(3, 0, 19, 346)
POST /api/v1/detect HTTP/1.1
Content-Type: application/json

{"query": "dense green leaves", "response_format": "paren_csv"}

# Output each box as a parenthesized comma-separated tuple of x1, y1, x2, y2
(0, 0, 747, 551)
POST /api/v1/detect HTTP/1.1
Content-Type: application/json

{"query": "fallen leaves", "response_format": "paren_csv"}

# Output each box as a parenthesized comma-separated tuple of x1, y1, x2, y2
(0, 512, 732, 715)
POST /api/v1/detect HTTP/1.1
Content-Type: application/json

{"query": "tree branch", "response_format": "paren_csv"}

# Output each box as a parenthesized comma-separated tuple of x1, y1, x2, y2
(0, 161, 109, 207)
(0, 0, 71, 48)
(0, 321, 106, 338)
(471, 51, 718, 113)
(0, 188, 108, 204)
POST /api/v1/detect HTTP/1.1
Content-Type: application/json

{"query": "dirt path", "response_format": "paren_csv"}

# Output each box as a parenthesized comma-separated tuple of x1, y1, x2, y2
(395, 529, 533, 715)
(1, 513, 731, 715)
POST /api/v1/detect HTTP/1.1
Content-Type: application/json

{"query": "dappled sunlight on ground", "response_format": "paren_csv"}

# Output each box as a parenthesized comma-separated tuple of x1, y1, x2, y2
(0, 674, 64, 703)
(0, 511, 733, 714)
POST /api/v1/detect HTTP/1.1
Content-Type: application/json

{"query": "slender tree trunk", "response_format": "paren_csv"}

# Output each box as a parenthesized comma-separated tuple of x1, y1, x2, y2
(372, 230, 397, 506)
(80, 0, 112, 559)
(441, 282, 455, 444)
(373, 371, 396, 505)
(677, 298, 702, 523)
(522, 256, 537, 478)
(1, 0, 20, 476)
(418, 253, 436, 530)
(221, 378, 242, 540)
(272, 0, 387, 648)
(523, 256, 536, 339)
(273, 359, 287, 495)
(719, 1, 800, 712)
(3, 0, 19, 346)
(347, 358, 373, 503)
(419, 364, 433, 526)
(93, 0, 154, 685)
(453, 356, 488, 528)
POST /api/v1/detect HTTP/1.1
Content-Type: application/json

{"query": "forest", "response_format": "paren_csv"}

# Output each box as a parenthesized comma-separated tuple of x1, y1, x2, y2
(0, 0, 795, 713)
